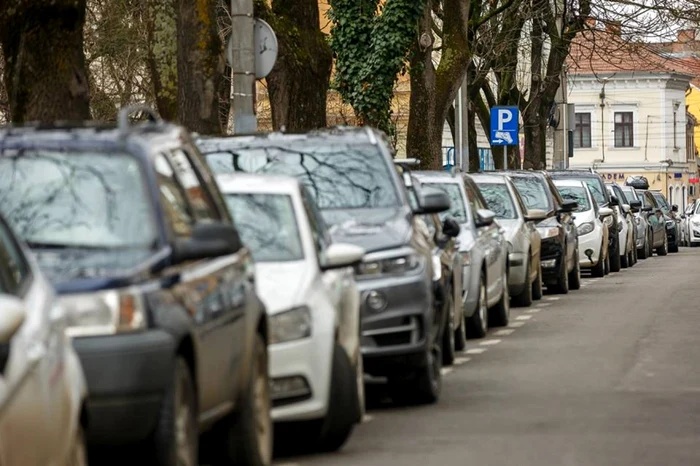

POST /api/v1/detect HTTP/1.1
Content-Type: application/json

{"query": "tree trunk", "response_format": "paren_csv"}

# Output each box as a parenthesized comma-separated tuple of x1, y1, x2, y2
(406, 2, 442, 170)
(256, 0, 332, 131)
(0, 0, 91, 122)
(146, 0, 178, 121)
(468, 101, 480, 173)
(176, 0, 224, 134)
(523, 104, 547, 169)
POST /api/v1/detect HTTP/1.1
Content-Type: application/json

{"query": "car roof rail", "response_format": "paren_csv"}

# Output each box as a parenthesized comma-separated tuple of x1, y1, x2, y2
(118, 105, 162, 134)
(394, 158, 420, 167)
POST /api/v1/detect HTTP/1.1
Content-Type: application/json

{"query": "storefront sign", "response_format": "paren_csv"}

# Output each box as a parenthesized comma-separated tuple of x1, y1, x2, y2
(600, 173, 626, 181)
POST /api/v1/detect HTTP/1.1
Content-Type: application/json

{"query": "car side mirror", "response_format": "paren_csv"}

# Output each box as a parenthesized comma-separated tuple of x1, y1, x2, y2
(642, 206, 652, 212)
(629, 199, 642, 209)
(599, 207, 614, 218)
(321, 243, 365, 271)
(172, 221, 242, 264)
(610, 195, 620, 206)
(621, 204, 631, 214)
(415, 187, 451, 214)
(0, 295, 26, 375)
(558, 199, 578, 213)
(524, 209, 549, 222)
(475, 209, 496, 227)
(672, 204, 679, 213)
(442, 217, 461, 238)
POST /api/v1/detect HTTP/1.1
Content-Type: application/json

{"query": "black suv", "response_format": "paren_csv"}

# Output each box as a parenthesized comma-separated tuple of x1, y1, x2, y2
(549, 170, 623, 272)
(0, 107, 272, 465)
(508, 171, 580, 294)
(197, 127, 453, 405)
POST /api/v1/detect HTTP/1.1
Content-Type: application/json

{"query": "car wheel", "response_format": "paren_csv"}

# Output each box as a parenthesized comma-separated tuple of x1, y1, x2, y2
(620, 246, 629, 268)
(638, 237, 648, 259)
(592, 242, 605, 277)
(145, 357, 198, 466)
(466, 273, 488, 338)
(454, 301, 467, 352)
(657, 234, 668, 256)
(609, 239, 622, 272)
(208, 334, 272, 466)
(489, 271, 510, 327)
(669, 239, 679, 253)
(553, 255, 569, 294)
(568, 249, 581, 290)
(441, 288, 456, 366)
(67, 425, 88, 466)
(632, 242, 638, 264)
(512, 258, 533, 307)
(532, 261, 543, 300)
(391, 339, 442, 405)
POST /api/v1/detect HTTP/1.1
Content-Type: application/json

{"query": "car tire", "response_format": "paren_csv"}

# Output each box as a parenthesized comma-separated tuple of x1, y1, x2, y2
(466, 273, 488, 339)
(67, 425, 88, 466)
(391, 340, 442, 406)
(620, 246, 629, 268)
(638, 238, 648, 259)
(553, 255, 569, 294)
(609, 238, 622, 272)
(532, 262, 543, 301)
(669, 240, 679, 253)
(592, 243, 605, 277)
(512, 258, 533, 308)
(489, 271, 510, 327)
(208, 334, 272, 466)
(568, 249, 581, 290)
(144, 357, 198, 466)
(454, 302, 467, 352)
(442, 288, 456, 366)
(657, 234, 668, 256)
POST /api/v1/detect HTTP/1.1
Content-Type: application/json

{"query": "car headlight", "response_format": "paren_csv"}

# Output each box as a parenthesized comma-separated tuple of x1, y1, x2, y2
(603, 216, 613, 226)
(356, 250, 422, 277)
(270, 306, 312, 344)
(60, 288, 146, 338)
(537, 226, 559, 239)
(577, 222, 595, 236)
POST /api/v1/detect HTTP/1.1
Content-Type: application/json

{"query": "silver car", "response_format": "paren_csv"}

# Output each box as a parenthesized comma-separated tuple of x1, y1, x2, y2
(472, 173, 545, 307)
(413, 171, 510, 339)
(619, 185, 651, 259)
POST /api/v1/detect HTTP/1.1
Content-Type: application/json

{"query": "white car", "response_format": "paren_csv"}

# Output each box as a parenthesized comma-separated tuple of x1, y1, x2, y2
(216, 173, 366, 453)
(683, 200, 700, 246)
(0, 216, 87, 466)
(554, 180, 613, 277)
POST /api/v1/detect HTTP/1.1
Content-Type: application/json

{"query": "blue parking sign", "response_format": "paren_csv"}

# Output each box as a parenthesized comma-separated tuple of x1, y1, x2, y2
(490, 106, 519, 146)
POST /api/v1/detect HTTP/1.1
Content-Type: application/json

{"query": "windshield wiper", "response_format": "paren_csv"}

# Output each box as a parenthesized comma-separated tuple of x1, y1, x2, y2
(25, 241, 117, 250)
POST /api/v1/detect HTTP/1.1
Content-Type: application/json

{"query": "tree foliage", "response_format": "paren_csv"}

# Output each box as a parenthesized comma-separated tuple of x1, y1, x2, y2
(328, 0, 426, 137)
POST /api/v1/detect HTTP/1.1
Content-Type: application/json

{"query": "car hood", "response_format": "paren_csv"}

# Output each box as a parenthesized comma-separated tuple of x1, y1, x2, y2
(573, 210, 595, 227)
(495, 219, 520, 242)
(323, 207, 412, 253)
(255, 261, 310, 315)
(32, 248, 156, 293)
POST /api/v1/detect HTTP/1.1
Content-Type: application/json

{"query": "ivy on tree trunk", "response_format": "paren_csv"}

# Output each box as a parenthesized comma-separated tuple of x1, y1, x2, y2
(255, 0, 332, 131)
(176, 0, 224, 134)
(146, 0, 178, 121)
(0, 0, 91, 122)
(328, 0, 426, 137)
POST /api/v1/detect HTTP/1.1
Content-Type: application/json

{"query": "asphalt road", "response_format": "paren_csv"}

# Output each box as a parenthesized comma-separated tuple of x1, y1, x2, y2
(275, 248, 700, 466)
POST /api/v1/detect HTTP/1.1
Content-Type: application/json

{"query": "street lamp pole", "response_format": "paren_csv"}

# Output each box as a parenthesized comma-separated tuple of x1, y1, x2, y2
(230, 0, 257, 133)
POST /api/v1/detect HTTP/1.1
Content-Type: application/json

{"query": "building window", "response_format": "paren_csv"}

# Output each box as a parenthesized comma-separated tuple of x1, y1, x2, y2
(574, 113, 592, 148)
(614, 112, 634, 147)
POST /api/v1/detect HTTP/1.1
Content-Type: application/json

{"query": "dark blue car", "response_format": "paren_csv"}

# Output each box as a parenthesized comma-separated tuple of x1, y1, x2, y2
(0, 107, 272, 466)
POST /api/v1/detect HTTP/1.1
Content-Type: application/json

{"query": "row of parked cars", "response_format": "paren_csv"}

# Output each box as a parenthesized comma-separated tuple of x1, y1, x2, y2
(0, 107, 686, 465)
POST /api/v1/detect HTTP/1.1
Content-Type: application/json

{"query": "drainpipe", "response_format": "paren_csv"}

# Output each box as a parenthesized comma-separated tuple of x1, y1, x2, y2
(600, 82, 607, 162)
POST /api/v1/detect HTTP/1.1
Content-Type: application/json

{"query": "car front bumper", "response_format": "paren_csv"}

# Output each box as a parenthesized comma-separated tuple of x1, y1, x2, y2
(72, 330, 175, 446)
(507, 252, 528, 295)
(357, 270, 433, 377)
(539, 237, 564, 282)
(577, 229, 603, 268)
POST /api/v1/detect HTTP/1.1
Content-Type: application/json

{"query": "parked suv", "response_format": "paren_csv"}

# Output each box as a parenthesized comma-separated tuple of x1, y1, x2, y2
(549, 170, 623, 272)
(649, 190, 680, 253)
(197, 128, 452, 405)
(0, 107, 271, 465)
(606, 183, 637, 267)
(508, 171, 580, 294)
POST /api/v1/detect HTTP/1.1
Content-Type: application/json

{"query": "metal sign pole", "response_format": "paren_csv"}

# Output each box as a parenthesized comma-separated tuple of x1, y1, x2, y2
(231, 0, 257, 133)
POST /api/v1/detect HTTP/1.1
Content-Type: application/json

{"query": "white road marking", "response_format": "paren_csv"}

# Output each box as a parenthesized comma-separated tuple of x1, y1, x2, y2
(538, 302, 552, 307)
(441, 367, 454, 375)
(454, 357, 471, 365)
(509, 321, 526, 328)
(528, 308, 541, 313)
(466, 347, 487, 354)
(480, 339, 502, 346)
(494, 328, 515, 336)
(516, 314, 533, 320)
(545, 296, 561, 301)
(275, 463, 302, 466)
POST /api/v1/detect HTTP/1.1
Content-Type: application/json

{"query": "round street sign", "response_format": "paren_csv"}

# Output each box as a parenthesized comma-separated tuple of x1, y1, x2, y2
(227, 18, 278, 80)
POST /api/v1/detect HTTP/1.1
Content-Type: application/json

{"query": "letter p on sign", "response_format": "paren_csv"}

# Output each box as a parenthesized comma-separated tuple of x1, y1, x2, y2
(498, 109, 513, 130)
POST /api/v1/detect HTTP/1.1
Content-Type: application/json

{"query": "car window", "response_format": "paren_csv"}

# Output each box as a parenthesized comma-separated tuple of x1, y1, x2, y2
(223, 193, 304, 262)
(614, 186, 629, 205)
(0, 149, 157, 249)
(510, 182, 529, 215)
(651, 192, 670, 210)
(695, 203, 700, 215)
(511, 176, 553, 212)
(557, 186, 591, 212)
(154, 153, 195, 238)
(169, 149, 220, 222)
(465, 182, 485, 217)
(0, 220, 31, 296)
(621, 187, 637, 201)
(423, 182, 468, 223)
(300, 187, 330, 261)
(477, 183, 517, 219)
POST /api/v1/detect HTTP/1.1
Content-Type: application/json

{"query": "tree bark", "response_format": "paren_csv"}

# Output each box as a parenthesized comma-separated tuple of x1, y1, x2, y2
(0, 0, 91, 122)
(146, 0, 178, 121)
(176, 0, 224, 134)
(255, 0, 332, 131)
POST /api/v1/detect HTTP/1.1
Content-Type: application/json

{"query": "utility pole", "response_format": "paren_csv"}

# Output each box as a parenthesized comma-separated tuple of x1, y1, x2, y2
(552, 68, 569, 170)
(456, 75, 470, 171)
(231, 0, 257, 133)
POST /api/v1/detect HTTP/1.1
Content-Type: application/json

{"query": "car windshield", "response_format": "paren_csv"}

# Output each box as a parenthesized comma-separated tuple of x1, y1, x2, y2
(0, 150, 156, 249)
(620, 186, 637, 201)
(422, 182, 468, 223)
(511, 176, 552, 211)
(202, 143, 400, 210)
(477, 183, 517, 219)
(652, 192, 670, 210)
(578, 179, 606, 205)
(557, 186, 590, 212)
(224, 193, 304, 262)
